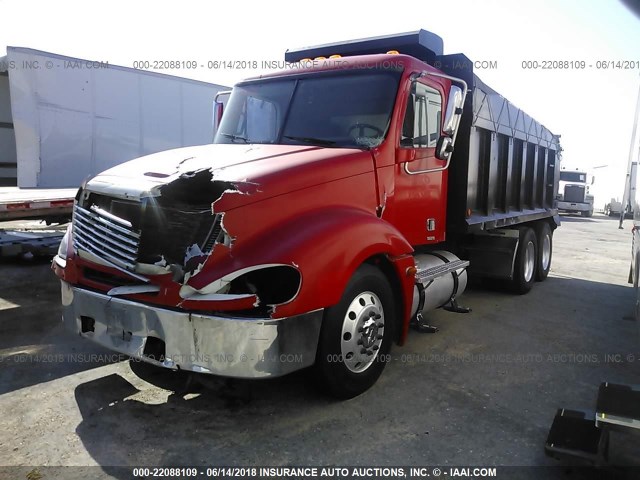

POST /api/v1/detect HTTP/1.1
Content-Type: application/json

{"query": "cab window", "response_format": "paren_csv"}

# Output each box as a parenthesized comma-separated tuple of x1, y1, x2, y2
(401, 83, 442, 148)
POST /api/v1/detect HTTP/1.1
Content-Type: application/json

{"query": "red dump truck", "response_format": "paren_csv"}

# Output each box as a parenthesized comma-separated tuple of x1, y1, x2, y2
(53, 30, 561, 398)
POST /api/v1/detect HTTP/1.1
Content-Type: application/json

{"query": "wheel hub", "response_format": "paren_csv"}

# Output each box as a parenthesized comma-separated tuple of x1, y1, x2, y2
(541, 234, 551, 271)
(360, 317, 379, 348)
(340, 291, 385, 373)
(524, 240, 535, 282)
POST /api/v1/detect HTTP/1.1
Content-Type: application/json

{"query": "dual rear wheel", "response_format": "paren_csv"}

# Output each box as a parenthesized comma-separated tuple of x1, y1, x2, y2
(512, 222, 553, 294)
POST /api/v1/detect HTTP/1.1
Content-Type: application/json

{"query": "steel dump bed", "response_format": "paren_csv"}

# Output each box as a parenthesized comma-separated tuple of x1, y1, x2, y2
(438, 55, 560, 233)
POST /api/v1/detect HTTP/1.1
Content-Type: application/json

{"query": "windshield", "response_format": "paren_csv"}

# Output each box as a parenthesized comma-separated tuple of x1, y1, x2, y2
(214, 70, 401, 149)
(560, 171, 586, 182)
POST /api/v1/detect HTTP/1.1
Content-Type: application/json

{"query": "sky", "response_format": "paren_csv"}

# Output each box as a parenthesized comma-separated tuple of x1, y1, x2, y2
(1, 0, 639, 208)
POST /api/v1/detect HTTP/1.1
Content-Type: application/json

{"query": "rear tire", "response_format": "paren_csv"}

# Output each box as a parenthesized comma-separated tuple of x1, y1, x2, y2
(582, 208, 593, 217)
(535, 222, 553, 281)
(315, 264, 395, 399)
(512, 227, 537, 294)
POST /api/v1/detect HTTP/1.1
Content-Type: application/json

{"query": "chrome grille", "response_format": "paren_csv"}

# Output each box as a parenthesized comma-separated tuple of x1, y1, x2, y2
(73, 204, 141, 270)
(564, 185, 585, 203)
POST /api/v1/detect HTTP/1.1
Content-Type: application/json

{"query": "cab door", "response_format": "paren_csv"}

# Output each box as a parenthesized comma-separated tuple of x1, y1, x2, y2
(393, 79, 448, 245)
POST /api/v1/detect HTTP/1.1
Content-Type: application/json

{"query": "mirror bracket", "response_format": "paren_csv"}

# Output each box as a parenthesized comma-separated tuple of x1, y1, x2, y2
(404, 136, 453, 176)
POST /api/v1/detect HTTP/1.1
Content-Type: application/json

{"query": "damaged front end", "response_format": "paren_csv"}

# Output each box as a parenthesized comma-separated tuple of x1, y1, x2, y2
(53, 167, 321, 378)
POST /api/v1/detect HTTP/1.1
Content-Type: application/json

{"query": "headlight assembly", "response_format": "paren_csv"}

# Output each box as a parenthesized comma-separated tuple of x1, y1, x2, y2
(55, 224, 72, 267)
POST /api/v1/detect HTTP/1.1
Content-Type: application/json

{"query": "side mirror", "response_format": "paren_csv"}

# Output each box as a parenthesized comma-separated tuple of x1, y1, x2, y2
(591, 176, 595, 185)
(212, 90, 232, 138)
(435, 136, 453, 161)
(442, 85, 464, 135)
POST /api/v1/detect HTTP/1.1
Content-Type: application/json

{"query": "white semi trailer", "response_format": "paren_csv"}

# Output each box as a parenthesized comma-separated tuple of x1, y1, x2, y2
(0, 47, 228, 189)
(0, 47, 228, 257)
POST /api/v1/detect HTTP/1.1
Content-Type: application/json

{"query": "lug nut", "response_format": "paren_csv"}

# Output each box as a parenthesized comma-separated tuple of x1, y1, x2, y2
(360, 348, 367, 354)
(374, 314, 382, 319)
(357, 339, 363, 345)
(372, 345, 379, 351)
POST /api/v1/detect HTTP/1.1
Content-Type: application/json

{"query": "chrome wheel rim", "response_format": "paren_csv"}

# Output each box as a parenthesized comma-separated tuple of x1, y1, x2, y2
(524, 241, 535, 282)
(541, 234, 551, 271)
(340, 291, 384, 373)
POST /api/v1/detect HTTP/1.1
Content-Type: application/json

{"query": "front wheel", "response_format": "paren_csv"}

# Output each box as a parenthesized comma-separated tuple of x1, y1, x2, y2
(512, 227, 538, 294)
(315, 264, 395, 399)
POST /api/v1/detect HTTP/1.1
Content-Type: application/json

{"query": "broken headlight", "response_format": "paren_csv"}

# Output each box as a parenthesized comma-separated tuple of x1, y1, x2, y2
(56, 224, 72, 263)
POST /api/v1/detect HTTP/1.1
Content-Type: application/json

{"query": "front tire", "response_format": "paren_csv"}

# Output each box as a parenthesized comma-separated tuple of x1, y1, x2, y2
(512, 227, 538, 294)
(315, 264, 395, 399)
(535, 222, 553, 281)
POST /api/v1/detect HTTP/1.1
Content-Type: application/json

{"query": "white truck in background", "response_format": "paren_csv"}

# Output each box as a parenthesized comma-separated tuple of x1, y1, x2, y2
(557, 168, 595, 217)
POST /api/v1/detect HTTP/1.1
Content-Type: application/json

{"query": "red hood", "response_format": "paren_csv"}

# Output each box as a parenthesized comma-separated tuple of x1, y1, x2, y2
(85, 144, 375, 210)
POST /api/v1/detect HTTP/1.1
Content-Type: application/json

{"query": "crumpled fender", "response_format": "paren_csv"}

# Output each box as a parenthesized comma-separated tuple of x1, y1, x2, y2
(186, 206, 414, 318)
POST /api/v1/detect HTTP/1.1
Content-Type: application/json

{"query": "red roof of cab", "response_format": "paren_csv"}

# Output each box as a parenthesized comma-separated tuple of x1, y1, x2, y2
(242, 54, 442, 82)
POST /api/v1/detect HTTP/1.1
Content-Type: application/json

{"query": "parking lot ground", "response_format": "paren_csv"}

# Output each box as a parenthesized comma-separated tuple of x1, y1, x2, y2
(1, 214, 639, 477)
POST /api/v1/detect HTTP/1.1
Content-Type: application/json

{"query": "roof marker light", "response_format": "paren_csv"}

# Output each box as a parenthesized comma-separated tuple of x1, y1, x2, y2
(314, 56, 327, 60)
(387, 50, 400, 54)
(329, 54, 342, 59)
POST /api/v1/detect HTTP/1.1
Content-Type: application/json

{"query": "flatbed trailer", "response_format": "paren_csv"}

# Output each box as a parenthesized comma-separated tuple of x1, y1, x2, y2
(0, 187, 76, 221)
(0, 187, 75, 257)
(0, 222, 67, 257)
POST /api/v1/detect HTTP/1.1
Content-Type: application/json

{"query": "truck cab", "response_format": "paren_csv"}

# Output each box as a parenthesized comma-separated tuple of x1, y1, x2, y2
(558, 168, 594, 217)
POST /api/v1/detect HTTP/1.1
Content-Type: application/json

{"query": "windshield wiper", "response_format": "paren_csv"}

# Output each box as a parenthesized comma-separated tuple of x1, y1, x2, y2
(219, 132, 249, 144)
(282, 135, 337, 147)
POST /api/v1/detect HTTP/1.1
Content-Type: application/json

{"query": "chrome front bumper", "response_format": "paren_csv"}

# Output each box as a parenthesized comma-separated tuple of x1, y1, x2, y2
(558, 201, 590, 212)
(60, 281, 323, 378)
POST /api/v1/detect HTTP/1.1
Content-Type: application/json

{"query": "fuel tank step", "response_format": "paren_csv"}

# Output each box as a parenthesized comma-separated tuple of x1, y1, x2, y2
(410, 252, 470, 330)
(415, 258, 469, 284)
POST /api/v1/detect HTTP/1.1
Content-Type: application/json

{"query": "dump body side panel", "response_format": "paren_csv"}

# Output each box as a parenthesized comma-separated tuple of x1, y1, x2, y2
(438, 54, 560, 233)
